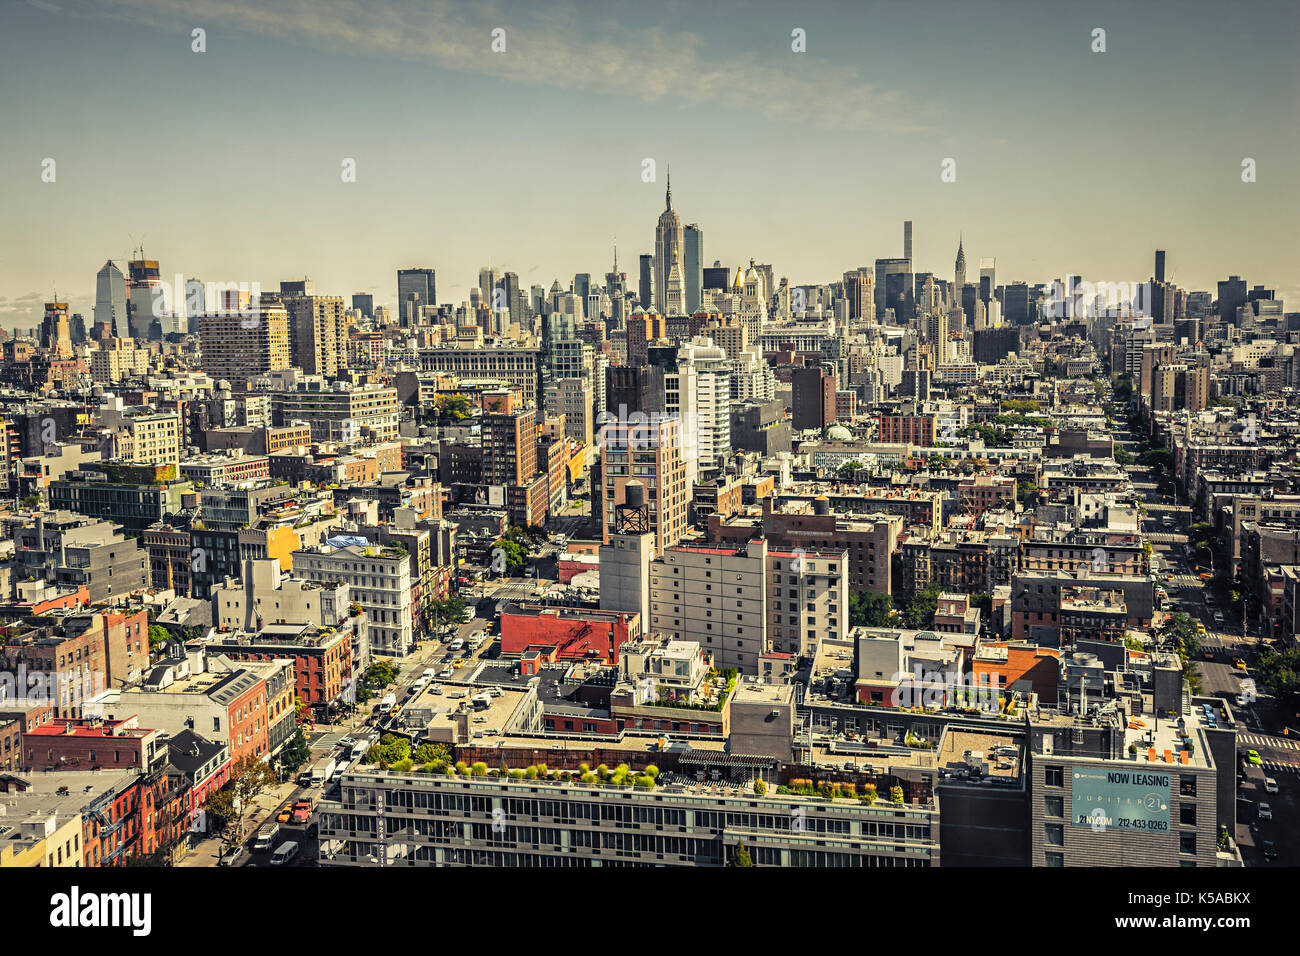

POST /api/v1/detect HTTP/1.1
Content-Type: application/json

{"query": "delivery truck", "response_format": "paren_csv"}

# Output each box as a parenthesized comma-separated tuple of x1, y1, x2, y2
(309, 756, 337, 787)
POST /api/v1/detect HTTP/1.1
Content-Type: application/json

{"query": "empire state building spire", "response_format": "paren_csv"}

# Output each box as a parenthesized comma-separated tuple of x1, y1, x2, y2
(665, 165, 672, 210)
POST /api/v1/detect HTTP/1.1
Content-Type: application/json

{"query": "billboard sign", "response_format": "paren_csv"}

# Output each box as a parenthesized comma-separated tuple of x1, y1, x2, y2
(1070, 767, 1170, 832)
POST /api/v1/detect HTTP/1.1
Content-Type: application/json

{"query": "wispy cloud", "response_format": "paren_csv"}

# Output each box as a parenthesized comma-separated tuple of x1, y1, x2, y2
(0, 291, 50, 316)
(70, 0, 938, 133)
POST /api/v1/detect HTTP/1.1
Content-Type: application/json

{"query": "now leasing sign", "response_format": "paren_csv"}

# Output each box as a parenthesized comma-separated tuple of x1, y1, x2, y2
(1070, 767, 1171, 833)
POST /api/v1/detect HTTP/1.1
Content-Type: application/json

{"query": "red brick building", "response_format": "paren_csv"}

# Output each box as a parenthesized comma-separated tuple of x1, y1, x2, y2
(500, 604, 640, 664)
(23, 715, 161, 773)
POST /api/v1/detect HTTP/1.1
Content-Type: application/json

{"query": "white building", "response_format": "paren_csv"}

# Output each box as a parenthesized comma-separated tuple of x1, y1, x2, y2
(292, 540, 413, 657)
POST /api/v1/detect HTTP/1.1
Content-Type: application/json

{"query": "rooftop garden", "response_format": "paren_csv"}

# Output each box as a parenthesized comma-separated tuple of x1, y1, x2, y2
(774, 779, 908, 805)
(652, 667, 736, 712)
(362, 740, 659, 789)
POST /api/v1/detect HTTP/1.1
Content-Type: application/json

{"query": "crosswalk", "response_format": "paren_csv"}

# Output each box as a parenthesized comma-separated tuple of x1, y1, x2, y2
(1259, 759, 1300, 775)
(1168, 575, 1204, 588)
(1238, 733, 1300, 773)
(1240, 733, 1300, 751)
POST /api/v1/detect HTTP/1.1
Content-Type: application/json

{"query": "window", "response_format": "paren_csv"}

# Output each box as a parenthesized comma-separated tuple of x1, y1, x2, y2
(1044, 796, 1064, 818)
(1179, 804, 1196, 826)
(1044, 766, 1064, 787)
(1044, 824, 1064, 847)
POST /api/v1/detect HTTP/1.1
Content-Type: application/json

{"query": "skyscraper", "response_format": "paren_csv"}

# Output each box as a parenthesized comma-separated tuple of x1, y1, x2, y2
(605, 243, 626, 302)
(127, 255, 164, 340)
(684, 224, 703, 313)
(876, 259, 913, 322)
(199, 298, 290, 389)
(654, 169, 684, 314)
(903, 220, 913, 261)
(397, 268, 436, 324)
(352, 293, 374, 318)
(702, 262, 730, 295)
(285, 295, 348, 376)
(1217, 276, 1246, 325)
(599, 415, 687, 557)
(500, 272, 524, 325)
(979, 258, 996, 306)
(954, 236, 967, 298)
(478, 266, 500, 302)
(480, 390, 539, 487)
(94, 260, 127, 338)
(41, 302, 73, 358)
(1155, 250, 1166, 284)
(638, 254, 654, 309)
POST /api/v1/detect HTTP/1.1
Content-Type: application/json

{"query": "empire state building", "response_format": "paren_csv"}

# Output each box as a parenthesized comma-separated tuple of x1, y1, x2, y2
(654, 169, 684, 315)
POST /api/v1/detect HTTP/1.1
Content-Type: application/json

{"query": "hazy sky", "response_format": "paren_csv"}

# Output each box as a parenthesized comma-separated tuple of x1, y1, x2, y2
(1, 0, 1297, 329)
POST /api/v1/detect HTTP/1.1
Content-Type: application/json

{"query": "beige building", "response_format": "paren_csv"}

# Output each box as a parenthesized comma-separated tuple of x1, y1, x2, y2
(649, 540, 768, 673)
(199, 302, 291, 388)
(545, 377, 593, 448)
(97, 402, 181, 468)
(765, 546, 849, 659)
(600, 416, 688, 557)
(90, 338, 148, 384)
(286, 295, 348, 377)
(269, 381, 399, 443)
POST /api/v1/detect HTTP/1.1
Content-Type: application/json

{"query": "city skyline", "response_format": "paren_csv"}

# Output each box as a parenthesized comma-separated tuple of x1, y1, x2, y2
(1, 0, 1297, 328)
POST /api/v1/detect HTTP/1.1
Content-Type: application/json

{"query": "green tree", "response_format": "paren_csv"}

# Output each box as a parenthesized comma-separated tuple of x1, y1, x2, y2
(905, 586, 942, 629)
(491, 537, 529, 576)
(278, 726, 312, 775)
(20, 494, 41, 510)
(1256, 646, 1300, 702)
(837, 460, 866, 479)
(429, 595, 472, 639)
(147, 624, 172, 648)
(365, 659, 400, 687)
(1000, 399, 1040, 413)
(849, 591, 894, 628)
(365, 733, 413, 767)
(206, 755, 279, 848)
(432, 393, 471, 421)
(413, 742, 452, 765)
(728, 839, 754, 867)
(1016, 479, 1038, 504)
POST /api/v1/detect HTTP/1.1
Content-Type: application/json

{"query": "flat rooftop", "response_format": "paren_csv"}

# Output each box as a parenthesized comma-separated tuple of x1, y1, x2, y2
(937, 729, 1023, 781)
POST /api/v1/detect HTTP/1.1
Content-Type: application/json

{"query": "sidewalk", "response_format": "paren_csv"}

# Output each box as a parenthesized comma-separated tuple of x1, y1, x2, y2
(178, 780, 299, 867)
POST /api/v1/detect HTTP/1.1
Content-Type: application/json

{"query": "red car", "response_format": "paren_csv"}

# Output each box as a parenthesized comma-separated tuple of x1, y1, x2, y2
(291, 801, 312, 825)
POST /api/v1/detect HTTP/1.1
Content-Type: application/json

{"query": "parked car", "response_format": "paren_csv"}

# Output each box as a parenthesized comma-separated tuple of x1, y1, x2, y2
(1259, 802, 1273, 820)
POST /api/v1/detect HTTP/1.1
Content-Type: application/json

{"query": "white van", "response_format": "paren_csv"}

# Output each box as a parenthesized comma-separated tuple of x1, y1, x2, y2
(422, 668, 437, 680)
(253, 823, 280, 853)
(448, 638, 465, 653)
(270, 841, 300, 866)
